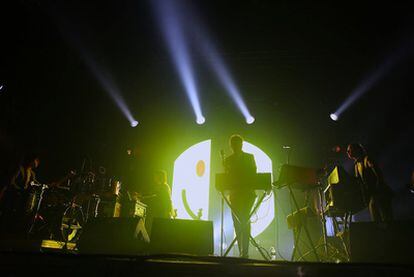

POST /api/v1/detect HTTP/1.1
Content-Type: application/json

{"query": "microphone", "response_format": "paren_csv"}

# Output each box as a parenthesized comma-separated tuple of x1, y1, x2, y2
(220, 150, 225, 165)
(282, 145, 292, 164)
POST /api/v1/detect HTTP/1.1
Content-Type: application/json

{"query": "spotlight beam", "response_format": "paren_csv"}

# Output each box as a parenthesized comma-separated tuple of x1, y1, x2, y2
(152, 0, 204, 123)
(201, 39, 253, 121)
(182, 5, 255, 123)
(332, 42, 411, 120)
(50, 7, 138, 127)
(334, 59, 394, 118)
(81, 52, 138, 126)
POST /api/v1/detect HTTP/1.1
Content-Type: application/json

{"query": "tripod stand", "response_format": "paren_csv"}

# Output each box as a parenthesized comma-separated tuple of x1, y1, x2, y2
(287, 185, 320, 261)
(220, 190, 270, 260)
(27, 182, 48, 236)
(216, 172, 272, 260)
(295, 185, 348, 262)
(274, 164, 324, 261)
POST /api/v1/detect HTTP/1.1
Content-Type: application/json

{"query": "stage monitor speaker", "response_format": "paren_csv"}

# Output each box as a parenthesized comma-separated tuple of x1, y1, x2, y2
(149, 218, 213, 256)
(350, 221, 414, 264)
(78, 217, 149, 255)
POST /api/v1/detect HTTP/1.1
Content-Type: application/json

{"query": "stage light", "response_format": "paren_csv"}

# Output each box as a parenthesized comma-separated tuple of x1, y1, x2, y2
(330, 113, 338, 121)
(196, 116, 205, 125)
(0, 84, 3, 91)
(246, 116, 255, 124)
(130, 120, 138, 127)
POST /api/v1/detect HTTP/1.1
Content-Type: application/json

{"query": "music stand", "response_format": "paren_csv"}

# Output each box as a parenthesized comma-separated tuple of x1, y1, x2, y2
(274, 164, 321, 261)
(215, 173, 272, 260)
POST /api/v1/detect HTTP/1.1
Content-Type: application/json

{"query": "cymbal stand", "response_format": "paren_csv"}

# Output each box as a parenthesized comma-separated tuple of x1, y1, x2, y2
(330, 212, 351, 261)
(318, 184, 329, 257)
(297, 186, 351, 262)
(27, 182, 48, 236)
(220, 195, 224, 256)
(296, 184, 338, 262)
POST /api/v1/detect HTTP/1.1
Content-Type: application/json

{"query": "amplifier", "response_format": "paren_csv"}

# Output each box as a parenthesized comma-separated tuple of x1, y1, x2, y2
(150, 218, 213, 255)
(121, 199, 147, 218)
(97, 196, 121, 218)
(78, 217, 149, 255)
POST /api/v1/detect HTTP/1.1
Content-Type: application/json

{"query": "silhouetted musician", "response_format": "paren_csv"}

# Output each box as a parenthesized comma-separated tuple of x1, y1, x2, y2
(222, 134, 257, 258)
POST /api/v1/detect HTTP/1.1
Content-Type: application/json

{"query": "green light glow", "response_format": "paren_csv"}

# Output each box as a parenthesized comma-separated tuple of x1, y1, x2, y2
(172, 140, 211, 220)
(172, 140, 274, 237)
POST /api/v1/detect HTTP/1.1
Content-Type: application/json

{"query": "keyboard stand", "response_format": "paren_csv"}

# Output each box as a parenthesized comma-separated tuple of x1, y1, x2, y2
(288, 185, 320, 261)
(220, 190, 270, 260)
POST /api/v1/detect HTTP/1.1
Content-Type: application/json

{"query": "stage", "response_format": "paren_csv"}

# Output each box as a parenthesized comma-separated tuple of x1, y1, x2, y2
(1, 249, 413, 276)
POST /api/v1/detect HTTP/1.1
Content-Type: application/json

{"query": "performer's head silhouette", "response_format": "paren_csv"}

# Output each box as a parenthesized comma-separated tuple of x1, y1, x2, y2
(153, 169, 167, 185)
(229, 134, 243, 154)
(346, 143, 367, 161)
(22, 152, 40, 169)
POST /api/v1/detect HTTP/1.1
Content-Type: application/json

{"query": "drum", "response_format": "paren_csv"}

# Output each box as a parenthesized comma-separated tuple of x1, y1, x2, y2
(36, 202, 68, 240)
(69, 172, 95, 196)
(110, 179, 121, 196)
(42, 187, 71, 208)
(61, 204, 85, 243)
(97, 195, 121, 218)
(94, 177, 121, 196)
(84, 194, 101, 220)
(71, 193, 100, 221)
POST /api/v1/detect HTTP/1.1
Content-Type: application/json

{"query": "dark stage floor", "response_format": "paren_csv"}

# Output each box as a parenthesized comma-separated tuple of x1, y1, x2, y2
(1, 248, 413, 277)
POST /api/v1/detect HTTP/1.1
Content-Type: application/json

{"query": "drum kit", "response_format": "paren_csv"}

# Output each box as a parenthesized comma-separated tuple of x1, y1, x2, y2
(27, 167, 122, 244)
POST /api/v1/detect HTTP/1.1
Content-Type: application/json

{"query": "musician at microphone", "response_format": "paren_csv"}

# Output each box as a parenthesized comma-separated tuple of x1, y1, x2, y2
(223, 134, 257, 258)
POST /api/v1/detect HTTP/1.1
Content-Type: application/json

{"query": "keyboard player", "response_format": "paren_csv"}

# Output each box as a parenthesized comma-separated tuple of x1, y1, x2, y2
(223, 134, 257, 258)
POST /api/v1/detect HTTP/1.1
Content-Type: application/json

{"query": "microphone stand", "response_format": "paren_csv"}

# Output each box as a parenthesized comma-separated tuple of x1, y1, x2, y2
(27, 181, 48, 237)
(220, 150, 225, 256)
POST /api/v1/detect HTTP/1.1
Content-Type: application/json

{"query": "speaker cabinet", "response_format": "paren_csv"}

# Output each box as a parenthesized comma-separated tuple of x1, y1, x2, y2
(78, 217, 149, 255)
(350, 221, 414, 264)
(149, 218, 213, 256)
